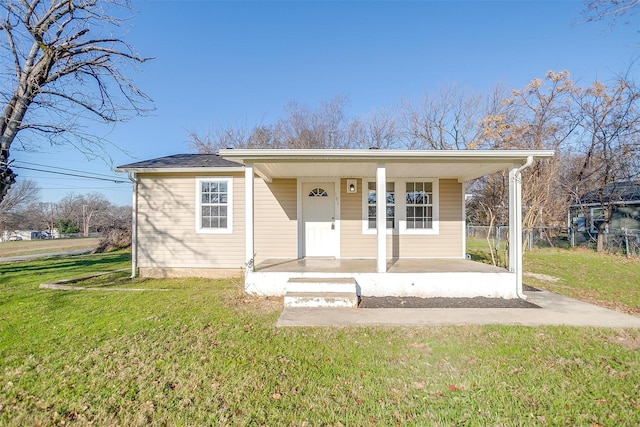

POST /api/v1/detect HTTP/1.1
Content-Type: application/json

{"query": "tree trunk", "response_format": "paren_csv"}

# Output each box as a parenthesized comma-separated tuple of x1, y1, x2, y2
(596, 222, 607, 253)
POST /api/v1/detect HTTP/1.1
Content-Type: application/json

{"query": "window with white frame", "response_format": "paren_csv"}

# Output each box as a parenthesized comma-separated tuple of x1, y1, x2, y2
(366, 181, 395, 229)
(405, 181, 433, 229)
(363, 178, 439, 235)
(196, 177, 233, 233)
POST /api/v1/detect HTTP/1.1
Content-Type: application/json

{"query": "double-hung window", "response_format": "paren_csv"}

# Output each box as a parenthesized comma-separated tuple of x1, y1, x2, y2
(405, 181, 433, 229)
(196, 177, 233, 233)
(363, 178, 439, 235)
(366, 181, 395, 230)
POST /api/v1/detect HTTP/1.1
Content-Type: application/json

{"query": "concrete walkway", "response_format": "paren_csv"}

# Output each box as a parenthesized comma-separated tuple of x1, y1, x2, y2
(277, 289, 640, 328)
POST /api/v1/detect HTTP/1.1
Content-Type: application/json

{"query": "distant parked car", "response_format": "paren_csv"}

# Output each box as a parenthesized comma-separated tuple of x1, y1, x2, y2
(8, 235, 22, 241)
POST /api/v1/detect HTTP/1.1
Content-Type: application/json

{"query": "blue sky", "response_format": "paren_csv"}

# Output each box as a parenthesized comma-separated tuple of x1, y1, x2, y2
(11, 0, 640, 206)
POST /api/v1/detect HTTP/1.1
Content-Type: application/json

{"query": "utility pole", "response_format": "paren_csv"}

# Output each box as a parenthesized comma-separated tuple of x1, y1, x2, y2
(49, 203, 55, 238)
(83, 204, 87, 237)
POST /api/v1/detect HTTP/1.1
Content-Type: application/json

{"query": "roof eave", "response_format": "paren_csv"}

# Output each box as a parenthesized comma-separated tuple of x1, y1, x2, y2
(115, 166, 245, 173)
(219, 148, 556, 163)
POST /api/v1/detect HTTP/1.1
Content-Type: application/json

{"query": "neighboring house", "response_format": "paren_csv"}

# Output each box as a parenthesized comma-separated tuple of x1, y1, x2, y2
(116, 149, 553, 302)
(14, 230, 47, 240)
(569, 181, 640, 236)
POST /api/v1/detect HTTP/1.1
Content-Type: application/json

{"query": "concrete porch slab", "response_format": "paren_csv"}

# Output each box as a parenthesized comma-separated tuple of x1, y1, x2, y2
(256, 258, 506, 274)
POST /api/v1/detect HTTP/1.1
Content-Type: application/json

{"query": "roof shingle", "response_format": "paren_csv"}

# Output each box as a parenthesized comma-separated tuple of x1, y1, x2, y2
(117, 154, 243, 170)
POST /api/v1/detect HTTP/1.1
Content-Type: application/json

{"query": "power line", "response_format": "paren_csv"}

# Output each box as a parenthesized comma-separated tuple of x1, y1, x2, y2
(12, 165, 128, 183)
(17, 174, 129, 182)
(14, 160, 124, 180)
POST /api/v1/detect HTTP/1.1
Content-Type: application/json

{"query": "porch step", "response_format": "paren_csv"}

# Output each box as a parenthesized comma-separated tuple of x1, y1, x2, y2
(284, 292, 359, 308)
(284, 277, 358, 308)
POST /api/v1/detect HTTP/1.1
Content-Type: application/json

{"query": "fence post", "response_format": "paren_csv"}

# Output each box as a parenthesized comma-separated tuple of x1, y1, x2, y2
(569, 226, 575, 248)
(623, 228, 630, 258)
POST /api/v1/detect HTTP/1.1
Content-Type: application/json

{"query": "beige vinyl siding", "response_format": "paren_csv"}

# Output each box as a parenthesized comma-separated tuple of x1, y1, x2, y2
(399, 179, 463, 257)
(136, 172, 245, 269)
(339, 177, 397, 258)
(254, 178, 298, 262)
(340, 178, 463, 258)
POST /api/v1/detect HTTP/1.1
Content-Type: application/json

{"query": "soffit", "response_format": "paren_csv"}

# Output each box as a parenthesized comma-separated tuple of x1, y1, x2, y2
(219, 149, 554, 181)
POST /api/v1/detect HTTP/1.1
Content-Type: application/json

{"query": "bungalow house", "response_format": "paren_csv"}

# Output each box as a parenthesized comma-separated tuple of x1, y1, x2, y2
(569, 181, 640, 236)
(116, 149, 554, 306)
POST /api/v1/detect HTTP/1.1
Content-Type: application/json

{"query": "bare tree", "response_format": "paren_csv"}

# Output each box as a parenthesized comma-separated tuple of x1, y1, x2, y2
(274, 95, 352, 149)
(79, 192, 110, 236)
(188, 95, 353, 152)
(187, 123, 280, 154)
(0, 0, 151, 202)
(0, 177, 39, 233)
(568, 76, 640, 251)
(348, 108, 399, 149)
(473, 71, 580, 249)
(400, 84, 486, 150)
(584, 0, 640, 26)
(0, 176, 38, 212)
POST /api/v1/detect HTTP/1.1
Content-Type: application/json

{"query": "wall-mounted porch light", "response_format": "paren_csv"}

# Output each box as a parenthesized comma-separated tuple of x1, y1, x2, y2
(347, 179, 357, 194)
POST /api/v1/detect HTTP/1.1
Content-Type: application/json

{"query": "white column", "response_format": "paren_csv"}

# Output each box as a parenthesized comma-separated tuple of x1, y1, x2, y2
(245, 164, 255, 270)
(376, 164, 387, 273)
(508, 168, 523, 294)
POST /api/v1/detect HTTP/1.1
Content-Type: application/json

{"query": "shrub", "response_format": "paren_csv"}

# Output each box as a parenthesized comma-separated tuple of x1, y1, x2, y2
(96, 226, 131, 252)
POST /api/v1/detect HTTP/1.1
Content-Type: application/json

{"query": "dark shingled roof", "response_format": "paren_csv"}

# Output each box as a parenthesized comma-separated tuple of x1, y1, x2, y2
(579, 181, 640, 205)
(117, 154, 243, 170)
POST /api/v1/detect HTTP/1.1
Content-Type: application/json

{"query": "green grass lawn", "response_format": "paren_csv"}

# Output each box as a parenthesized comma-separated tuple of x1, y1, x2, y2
(524, 248, 640, 316)
(1, 250, 640, 425)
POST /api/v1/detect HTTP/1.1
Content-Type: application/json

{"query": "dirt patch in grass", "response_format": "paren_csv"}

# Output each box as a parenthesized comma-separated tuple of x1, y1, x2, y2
(359, 296, 540, 309)
(523, 272, 562, 282)
(608, 330, 640, 350)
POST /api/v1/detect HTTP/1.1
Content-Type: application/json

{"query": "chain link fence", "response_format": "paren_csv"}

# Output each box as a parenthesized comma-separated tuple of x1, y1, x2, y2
(466, 225, 640, 257)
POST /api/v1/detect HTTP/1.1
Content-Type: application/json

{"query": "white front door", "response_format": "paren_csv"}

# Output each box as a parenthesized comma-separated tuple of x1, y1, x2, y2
(302, 182, 337, 257)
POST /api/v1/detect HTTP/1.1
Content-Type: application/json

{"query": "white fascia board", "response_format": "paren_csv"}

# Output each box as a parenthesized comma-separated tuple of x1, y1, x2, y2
(114, 167, 245, 174)
(219, 149, 555, 163)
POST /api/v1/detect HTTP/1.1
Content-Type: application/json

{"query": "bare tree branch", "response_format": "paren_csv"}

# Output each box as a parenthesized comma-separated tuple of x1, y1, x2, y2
(0, 0, 152, 201)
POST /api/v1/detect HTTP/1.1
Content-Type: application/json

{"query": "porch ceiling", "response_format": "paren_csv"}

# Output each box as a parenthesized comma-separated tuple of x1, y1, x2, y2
(219, 149, 555, 181)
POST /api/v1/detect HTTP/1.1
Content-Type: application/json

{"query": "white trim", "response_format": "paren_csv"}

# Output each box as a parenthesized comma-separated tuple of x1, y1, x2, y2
(298, 177, 341, 258)
(245, 166, 254, 267)
(508, 168, 524, 297)
(220, 148, 555, 161)
(376, 165, 387, 273)
(195, 177, 234, 234)
(297, 179, 303, 258)
(362, 177, 440, 236)
(399, 178, 440, 235)
(362, 178, 396, 235)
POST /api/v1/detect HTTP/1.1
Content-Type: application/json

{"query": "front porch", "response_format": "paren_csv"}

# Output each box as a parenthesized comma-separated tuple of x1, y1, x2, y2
(217, 149, 555, 301)
(255, 257, 505, 274)
(246, 258, 518, 299)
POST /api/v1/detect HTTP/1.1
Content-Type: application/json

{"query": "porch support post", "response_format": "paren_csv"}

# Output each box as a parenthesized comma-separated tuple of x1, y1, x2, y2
(376, 163, 387, 273)
(245, 164, 255, 271)
(508, 167, 523, 296)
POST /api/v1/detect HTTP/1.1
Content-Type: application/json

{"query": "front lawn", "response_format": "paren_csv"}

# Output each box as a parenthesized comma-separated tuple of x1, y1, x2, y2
(525, 248, 640, 315)
(1, 251, 639, 425)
